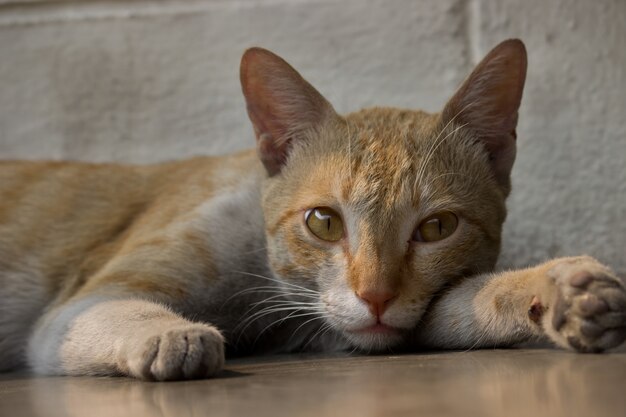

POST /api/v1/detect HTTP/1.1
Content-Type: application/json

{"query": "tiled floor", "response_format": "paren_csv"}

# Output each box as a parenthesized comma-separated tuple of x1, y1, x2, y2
(1, 349, 624, 417)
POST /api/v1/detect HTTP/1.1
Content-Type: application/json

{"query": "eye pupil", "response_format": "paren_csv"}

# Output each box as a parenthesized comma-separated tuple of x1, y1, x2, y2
(305, 207, 344, 242)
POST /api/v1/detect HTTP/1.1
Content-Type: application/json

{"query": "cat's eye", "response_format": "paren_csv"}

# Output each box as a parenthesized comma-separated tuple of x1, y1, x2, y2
(305, 207, 344, 242)
(413, 211, 458, 243)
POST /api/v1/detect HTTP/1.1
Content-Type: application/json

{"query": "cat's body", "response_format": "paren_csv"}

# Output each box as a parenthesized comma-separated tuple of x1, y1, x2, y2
(0, 152, 344, 363)
(1, 40, 625, 380)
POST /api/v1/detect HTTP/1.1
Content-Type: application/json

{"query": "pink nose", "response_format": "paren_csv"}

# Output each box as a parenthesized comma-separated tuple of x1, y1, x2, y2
(357, 290, 397, 317)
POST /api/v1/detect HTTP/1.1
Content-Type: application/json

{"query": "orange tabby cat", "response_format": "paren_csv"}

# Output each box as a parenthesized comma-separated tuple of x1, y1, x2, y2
(0, 39, 624, 380)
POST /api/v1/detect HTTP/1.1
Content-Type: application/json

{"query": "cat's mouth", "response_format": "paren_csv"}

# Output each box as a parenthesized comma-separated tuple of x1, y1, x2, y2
(347, 323, 401, 336)
(340, 321, 407, 351)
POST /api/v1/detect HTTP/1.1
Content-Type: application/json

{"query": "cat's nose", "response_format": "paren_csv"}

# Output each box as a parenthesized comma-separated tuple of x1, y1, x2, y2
(356, 290, 397, 318)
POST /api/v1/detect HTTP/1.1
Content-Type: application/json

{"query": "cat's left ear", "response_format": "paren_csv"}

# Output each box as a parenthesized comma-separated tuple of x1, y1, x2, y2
(241, 48, 339, 176)
(442, 39, 527, 192)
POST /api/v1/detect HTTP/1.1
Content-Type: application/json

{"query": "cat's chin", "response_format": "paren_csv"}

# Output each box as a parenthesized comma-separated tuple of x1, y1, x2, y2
(342, 325, 406, 351)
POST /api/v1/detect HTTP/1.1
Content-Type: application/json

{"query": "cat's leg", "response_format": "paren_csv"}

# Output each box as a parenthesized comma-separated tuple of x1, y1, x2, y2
(415, 256, 626, 352)
(28, 294, 224, 380)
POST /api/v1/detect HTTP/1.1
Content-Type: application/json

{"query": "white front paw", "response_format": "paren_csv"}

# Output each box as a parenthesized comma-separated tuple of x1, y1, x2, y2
(124, 323, 224, 380)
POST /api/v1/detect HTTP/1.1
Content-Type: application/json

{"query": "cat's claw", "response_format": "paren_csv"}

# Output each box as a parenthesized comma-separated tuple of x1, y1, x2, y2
(125, 323, 225, 380)
(542, 257, 626, 353)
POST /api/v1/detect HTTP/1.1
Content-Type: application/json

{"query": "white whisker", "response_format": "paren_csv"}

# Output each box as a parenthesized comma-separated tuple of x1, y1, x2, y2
(232, 270, 319, 295)
(220, 286, 318, 311)
(288, 315, 328, 342)
(413, 99, 477, 195)
(250, 296, 319, 307)
(239, 246, 268, 255)
(302, 321, 335, 350)
(415, 122, 469, 192)
(237, 298, 319, 323)
(235, 306, 312, 337)
(252, 311, 327, 346)
(238, 305, 316, 327)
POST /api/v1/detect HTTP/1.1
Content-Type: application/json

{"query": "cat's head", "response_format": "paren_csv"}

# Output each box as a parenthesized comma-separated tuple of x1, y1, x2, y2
(240, 40, 527, 350)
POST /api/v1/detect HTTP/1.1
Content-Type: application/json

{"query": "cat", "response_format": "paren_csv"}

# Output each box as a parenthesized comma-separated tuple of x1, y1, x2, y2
(0, 39, 624, 381)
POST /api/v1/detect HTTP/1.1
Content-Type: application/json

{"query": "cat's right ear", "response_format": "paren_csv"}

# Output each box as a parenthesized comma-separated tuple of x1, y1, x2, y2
(240, 48, 338, 176)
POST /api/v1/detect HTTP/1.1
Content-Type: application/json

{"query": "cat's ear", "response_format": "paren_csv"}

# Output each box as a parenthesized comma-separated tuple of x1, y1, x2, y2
(240, 47, 338, 176)
(442, 39, 527, 192)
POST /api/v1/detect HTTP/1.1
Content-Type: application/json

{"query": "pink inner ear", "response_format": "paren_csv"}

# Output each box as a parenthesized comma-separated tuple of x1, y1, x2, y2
(442, 39, 527, 191)
(240, 47, 336, 176)
(244, 99, 291, 176)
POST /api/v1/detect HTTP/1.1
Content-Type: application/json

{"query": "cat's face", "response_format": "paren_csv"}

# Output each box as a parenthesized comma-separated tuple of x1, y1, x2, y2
(260, 110, 505, 349)
(241, 40, 527, 350)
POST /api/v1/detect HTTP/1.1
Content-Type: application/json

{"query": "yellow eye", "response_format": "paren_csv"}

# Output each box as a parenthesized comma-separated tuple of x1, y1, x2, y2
(305, 207, 344, 242)
(414, 212, 458, 242)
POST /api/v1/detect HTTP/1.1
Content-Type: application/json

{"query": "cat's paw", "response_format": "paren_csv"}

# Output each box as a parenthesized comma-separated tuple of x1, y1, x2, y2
(539, 256, 626, 353)
(125, 323, 225, 381)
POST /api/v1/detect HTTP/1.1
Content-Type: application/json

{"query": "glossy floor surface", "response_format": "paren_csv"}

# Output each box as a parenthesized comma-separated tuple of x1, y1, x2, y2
(1, 349, 625, 417)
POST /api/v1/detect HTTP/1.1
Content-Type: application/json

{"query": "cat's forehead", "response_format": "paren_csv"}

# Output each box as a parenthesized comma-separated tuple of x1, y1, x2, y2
(284, 106, 493, 225)
(339, 108, 449, 212)
(343, 107, 443, 165)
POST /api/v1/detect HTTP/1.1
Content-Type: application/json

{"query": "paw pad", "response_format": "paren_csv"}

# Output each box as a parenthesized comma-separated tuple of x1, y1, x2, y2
(546, 258, 626, 353)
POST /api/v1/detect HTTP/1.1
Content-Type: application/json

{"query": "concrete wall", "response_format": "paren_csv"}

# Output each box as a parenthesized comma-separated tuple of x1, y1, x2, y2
(1, 0, 625, 274)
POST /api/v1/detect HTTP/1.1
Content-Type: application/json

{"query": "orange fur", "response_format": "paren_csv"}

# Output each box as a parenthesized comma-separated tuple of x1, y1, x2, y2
(1, 39, 623, 380)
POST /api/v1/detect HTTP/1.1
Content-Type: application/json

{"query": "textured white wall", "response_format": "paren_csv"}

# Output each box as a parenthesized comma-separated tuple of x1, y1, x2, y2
(0, 0, 625, 274)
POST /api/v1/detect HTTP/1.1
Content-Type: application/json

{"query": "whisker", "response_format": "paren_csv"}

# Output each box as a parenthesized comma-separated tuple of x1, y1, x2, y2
(251, 299, 321, 309)
(413, 99, 477, 195)
(252, 311, 327, 346)
(232, 270, 319, 295)
(238, 299, 324, 325)
(235, 306, 314, 339)
(238, 305, 317, 328)
(288, 315, 328, 342)
(220, 286, 319, 312)
(302, 321, 335, 351)
(239, 246, 268, 255)
(248, 297, 322, 311)
(415, 122, 469, 192)
(414, 115, 456, 190)
(223, 286, 312, 303)
(237, 298, 320, 324)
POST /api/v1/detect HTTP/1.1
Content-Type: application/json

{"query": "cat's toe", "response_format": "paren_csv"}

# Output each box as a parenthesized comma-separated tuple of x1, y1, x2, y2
(545, 257, 626, 353)
(128, 324, 224, 380)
